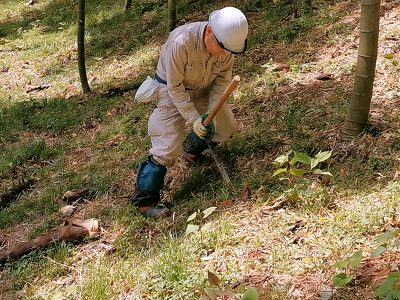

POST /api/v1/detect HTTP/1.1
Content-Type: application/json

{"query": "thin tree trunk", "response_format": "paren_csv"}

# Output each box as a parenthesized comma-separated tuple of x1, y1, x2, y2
(168, 0, 176, 32)
(124, 0, 132, 12)
(78, 0, 91, 95)
(343, 0, 381, 136)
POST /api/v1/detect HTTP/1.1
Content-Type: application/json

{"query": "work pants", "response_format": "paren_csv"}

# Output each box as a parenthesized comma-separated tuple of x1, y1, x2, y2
(148, 83, 237, 168)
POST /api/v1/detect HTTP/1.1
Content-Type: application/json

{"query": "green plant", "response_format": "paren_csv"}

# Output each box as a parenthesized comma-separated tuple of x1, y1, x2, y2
(371, 231, 400, 299)
(383, 53, 399, 73)
(332, 231, 400, 299)
(199, 271, 258, 300)
(331, 250, 362, 288)
(272, 150, 333, 181)
(185, 207, 217, 236)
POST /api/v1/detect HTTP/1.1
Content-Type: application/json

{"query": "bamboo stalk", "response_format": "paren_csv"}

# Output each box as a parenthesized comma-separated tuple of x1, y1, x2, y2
(168, 0, 176, 32)
(78, 0, 91, 95)
(343, 0, 381, 135)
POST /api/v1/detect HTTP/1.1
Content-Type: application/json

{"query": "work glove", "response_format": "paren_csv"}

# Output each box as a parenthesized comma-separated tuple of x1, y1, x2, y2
(193, 112, 215, 140)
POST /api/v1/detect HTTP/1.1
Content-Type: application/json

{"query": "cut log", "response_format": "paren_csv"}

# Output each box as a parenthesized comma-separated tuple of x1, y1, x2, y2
(0, 218, 99, 264)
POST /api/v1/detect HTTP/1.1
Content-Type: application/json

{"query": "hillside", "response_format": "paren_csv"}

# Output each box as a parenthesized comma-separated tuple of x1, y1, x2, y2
(0, 0, 400, 299)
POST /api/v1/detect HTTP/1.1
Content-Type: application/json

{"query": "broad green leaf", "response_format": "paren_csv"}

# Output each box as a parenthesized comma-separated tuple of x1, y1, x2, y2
(382, 290, 396, 300)
(243, 287, 258, 300)
(289, 168, 308, 178)
(187, 212, 197, 222)
(215, 289, 236, 296)
(391, 241, 400, 248)
(310, 158, 318, 169)
(377, 232, 395, 244)
(348, 250, 362, 267)
(393, 60, 399, 67)
(320, 171, 332, 176)
(51, 292, 63, 300)
(371, 245, 387, 258)
(315, 151, 332, 163)
(390, 287, 400, 298)
(294, 152, 311, 164)
(332, 260, 347, 268)
(201, 222, 212, 232)
(204, 288, 218, 299)
(66, 285, 77, 296)
(387, 272, 400, 281)
(300, 189, 313, 197)
(332, 273, 353, 288)
(203, 207, 217, 218)
(272, 168, 287, 177)
(375, 280, 394, 296)
(185, 224, 199, 235)
(236, 282, 245, 294)
(384, 54, 394, 59)
(313, 169, 333, 176)
(273, 155, 288, 166)
(289, 156, 297, 165)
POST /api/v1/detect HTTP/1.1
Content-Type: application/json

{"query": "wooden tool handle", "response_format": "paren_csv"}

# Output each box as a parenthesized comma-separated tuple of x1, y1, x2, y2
(203, 75, 240, 127)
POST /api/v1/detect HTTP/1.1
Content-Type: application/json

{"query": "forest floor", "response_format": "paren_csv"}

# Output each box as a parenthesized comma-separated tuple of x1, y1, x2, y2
(0, 0, 400, 299)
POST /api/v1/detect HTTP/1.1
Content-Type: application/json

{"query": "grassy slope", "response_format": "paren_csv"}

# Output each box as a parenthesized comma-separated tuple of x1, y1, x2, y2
(0, 0, 400, 299)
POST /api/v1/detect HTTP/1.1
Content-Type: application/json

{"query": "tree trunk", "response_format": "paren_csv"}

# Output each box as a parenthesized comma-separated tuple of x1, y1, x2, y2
(78, 0, 91, 95)
(343, 0, 381, 136)
(124, 0, 132, 12)
(168, 0, 176, 32)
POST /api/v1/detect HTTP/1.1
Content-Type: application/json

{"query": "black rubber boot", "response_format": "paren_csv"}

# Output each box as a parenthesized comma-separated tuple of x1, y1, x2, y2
(181, 131, 217, 167)
(131, 155, 170, 218)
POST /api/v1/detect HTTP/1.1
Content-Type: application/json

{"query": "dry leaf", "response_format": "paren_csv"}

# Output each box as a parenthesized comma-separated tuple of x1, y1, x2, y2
(313, 72, 332, 80)
(208, 270, 222, 287)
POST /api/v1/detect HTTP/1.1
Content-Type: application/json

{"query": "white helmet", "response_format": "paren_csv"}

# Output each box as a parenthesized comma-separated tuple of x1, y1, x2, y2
(209, 7, 248, 54)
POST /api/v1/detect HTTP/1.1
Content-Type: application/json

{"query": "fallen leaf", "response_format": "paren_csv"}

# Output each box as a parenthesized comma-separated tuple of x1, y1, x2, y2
(313, 72, 332, 80)
(208, 271, 221, 287)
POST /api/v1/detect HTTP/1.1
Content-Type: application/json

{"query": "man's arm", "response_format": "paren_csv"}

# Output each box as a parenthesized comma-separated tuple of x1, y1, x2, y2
(164, 42, 201, 124)
(208, 56, 234, 110)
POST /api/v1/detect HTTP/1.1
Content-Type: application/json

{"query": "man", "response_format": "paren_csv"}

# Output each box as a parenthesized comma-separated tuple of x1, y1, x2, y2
(132, 7, 248, 218)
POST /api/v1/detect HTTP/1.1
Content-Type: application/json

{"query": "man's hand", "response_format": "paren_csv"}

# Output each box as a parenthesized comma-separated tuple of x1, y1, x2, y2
(193, 113, 215, 139)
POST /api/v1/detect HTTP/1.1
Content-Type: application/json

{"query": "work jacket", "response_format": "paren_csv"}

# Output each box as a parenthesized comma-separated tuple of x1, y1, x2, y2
(156, 21, 234, 124)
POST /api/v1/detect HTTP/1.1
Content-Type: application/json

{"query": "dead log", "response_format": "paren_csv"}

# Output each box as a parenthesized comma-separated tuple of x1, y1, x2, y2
(62, 187, 96, 203)
(101, 83, 141, 97)
(0, 179, 35, 210)
(0, 218, 99, 264)
(26, 85, 50, 93)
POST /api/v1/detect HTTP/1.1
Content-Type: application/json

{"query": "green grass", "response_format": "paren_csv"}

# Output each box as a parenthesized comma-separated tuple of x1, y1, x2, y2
(0, 0, 399, 299)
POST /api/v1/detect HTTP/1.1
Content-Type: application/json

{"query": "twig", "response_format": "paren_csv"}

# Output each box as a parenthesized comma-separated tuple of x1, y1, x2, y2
(26, 85, 50, 93)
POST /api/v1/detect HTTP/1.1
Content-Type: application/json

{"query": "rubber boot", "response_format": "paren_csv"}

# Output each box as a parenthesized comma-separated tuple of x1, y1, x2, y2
(182, 131, 217, 167)
(131, 155, 170, 218)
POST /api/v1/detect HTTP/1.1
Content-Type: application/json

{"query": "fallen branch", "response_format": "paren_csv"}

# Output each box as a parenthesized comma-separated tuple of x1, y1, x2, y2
(261, 199, 287, 213)
(0, 179, 35, 210)
(26, 85, 50, 93)
(0, 218, 99, 264)
(101, 83, 141, 97)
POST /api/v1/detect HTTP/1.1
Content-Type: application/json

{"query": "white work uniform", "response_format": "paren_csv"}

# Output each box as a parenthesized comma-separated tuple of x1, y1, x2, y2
(149, 21, 237, 168)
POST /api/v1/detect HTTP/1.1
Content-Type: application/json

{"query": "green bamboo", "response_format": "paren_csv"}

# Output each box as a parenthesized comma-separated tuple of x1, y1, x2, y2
(343, 0, 381, 135)
(168, 0, 176, 32)
(78, 0, 91, 95)
(124, 0, 132, 12)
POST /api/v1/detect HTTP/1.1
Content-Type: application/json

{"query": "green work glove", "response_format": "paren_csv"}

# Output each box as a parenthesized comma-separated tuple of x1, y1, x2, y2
(201, 112, 215, 140)
(193, 113, 215, 140)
